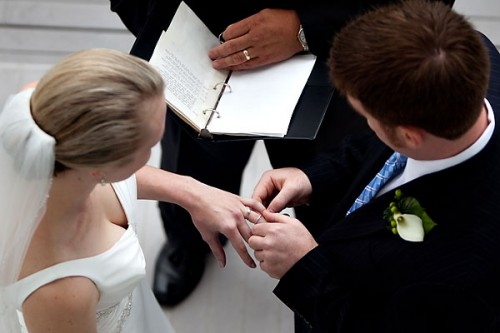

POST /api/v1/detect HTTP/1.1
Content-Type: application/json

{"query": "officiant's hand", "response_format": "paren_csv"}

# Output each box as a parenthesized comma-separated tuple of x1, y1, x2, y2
(208, 9, 304, 71)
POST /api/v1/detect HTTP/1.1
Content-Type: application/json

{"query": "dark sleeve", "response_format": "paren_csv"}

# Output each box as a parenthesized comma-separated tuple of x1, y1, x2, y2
(296, 1, 372, 59)
(108, 0, 241, 60)
(273, 240, 383, 332)
(109, 0, 156, 36)
(277, 263, 497, 333)
(299, 132, 389, 206)
(273, 246, 349, 331)
(111, 0, 185, 60)
(382, 284, 496, 333)
(275, 237, 498, 332)
(296, 0, 455, 59)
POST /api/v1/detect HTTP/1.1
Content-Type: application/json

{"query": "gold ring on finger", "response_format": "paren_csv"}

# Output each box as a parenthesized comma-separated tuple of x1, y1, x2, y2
(243, 49, 251, 61)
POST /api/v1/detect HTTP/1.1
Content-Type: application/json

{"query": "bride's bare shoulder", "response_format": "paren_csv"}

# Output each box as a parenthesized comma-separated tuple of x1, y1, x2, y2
(18, 81, 39, 92)
(22, 276, 99, 332)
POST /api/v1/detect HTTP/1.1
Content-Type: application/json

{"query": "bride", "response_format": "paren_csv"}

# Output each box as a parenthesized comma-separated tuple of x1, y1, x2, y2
(0, 48, 257, 332)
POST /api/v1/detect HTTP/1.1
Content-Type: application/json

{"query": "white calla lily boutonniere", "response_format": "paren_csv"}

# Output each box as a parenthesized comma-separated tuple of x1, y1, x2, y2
(383, 189, 437, 242)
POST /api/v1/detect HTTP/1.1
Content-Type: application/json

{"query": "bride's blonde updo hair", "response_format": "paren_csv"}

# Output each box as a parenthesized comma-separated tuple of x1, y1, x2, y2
(30, 48, 165, 173)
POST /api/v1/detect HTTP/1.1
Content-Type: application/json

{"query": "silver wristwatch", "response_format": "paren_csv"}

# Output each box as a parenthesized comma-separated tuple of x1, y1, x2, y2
(297, 25, 309, 52)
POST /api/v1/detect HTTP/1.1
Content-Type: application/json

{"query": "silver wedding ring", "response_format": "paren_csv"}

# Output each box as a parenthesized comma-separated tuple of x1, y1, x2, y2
(255, 214, 263, 224)
(243, 49, 251, 61)
(244, 206, 251, 218)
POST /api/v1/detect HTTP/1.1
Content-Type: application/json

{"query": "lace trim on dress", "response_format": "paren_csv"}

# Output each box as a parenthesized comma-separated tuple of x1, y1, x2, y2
(96, 292, 133, 333)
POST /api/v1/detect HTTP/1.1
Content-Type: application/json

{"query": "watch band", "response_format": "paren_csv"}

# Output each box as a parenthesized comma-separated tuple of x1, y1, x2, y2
(297, 25, 309, 52)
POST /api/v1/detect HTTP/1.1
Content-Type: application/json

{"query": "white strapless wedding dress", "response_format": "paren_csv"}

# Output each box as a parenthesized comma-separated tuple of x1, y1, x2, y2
(3, 176, 175, 332)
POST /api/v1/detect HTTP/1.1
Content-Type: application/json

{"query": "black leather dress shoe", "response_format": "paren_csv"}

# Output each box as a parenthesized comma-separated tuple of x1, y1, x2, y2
(153, 242, 206, 306)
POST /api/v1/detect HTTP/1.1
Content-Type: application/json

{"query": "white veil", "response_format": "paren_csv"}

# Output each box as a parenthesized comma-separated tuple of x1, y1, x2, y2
(0, 88, 55, 332)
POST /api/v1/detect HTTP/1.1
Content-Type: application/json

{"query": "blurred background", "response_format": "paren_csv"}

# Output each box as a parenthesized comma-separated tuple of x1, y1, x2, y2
(1, 1, 498, 332)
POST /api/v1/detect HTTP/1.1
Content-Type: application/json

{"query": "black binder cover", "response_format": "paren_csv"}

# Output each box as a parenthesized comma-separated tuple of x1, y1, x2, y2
(284, 60, 333, 140)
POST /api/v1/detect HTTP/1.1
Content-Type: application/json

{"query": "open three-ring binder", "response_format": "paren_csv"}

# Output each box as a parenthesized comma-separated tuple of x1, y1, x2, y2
(149, 1, 333, 140)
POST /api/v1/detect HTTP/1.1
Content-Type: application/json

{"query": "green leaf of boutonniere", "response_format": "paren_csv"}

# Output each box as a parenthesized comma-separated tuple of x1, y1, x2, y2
(383, 189, 437, 242)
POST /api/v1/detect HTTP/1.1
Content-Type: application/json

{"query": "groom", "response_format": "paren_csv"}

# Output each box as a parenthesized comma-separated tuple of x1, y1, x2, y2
(247, 1, 500, 332)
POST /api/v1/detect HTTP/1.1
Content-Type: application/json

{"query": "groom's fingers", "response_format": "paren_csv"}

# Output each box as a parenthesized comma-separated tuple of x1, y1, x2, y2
(262, 210, 292, 224)
(241, 197, 266, 213)
(246, 210, 268, 224)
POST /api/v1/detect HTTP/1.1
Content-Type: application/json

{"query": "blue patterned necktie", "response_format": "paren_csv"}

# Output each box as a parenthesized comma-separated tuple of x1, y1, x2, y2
(347, 152, 408, 215)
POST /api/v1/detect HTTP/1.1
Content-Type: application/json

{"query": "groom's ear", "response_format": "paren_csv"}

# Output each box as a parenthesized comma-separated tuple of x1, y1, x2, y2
(397, 125, 425, 150)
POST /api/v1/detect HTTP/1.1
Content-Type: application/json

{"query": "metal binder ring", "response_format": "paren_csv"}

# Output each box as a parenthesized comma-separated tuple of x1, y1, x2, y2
(202, 109, 221, 118)
(213, 82, 232, 93)
(243, 49, 251, 61)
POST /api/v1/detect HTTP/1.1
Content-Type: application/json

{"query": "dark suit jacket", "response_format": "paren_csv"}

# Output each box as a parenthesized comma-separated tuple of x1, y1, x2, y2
(110, 0, 455, 62)
(274, 33, 500, 332)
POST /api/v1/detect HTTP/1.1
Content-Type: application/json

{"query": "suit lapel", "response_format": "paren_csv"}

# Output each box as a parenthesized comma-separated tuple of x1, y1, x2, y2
(321, 129, 500, 243)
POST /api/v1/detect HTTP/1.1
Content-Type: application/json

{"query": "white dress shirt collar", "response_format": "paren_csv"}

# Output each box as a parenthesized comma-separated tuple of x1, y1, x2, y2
(380, 99, 495, 195)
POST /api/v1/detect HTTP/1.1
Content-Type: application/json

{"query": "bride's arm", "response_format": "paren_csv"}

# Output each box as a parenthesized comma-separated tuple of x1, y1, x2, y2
(135, 165, 258, 269)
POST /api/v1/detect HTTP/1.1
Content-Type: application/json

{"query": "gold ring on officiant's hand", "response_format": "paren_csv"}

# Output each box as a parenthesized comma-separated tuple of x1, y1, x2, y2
(243, 49, 251, 61)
